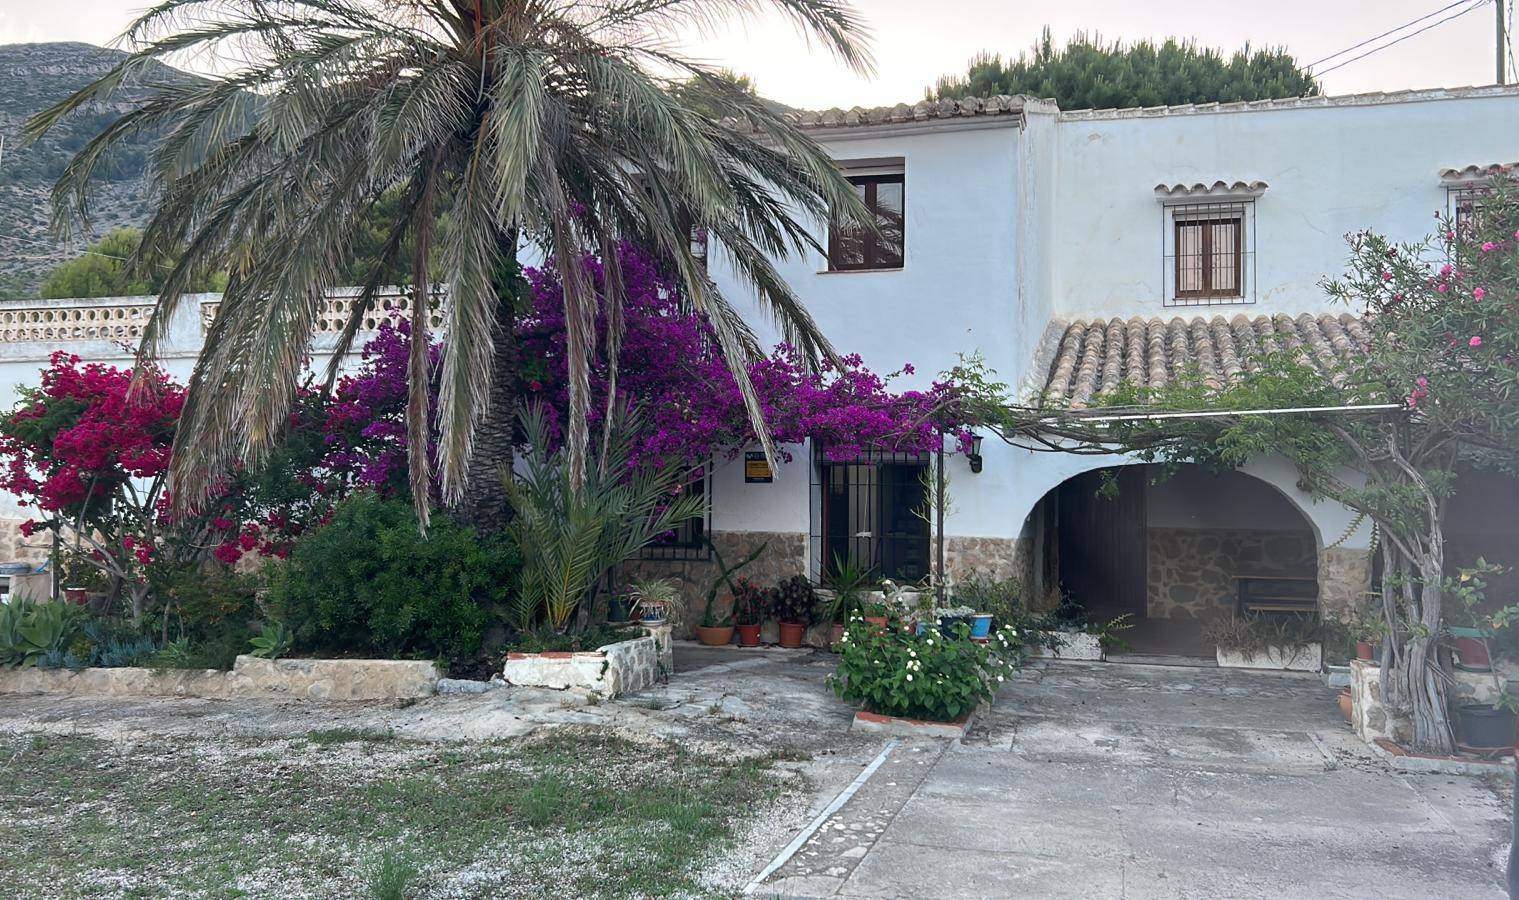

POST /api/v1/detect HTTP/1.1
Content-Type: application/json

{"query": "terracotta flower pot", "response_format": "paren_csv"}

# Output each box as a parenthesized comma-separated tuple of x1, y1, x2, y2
(1338, 687, 1354, 723)
(736, 623, 762, 647)
(1355, 640, 1375, 662)
(63, 587, 87, 605)
(778, 621, 805, 648)
(863, 615, 889, 635)
(694, 625, 735, 647)
(828, 623, 845, 647)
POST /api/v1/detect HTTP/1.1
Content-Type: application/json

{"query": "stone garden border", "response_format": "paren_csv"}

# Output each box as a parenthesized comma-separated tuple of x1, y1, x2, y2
(0, 655, 440, 701)
(1216, 642, 1322, 672)
(1029, 631, 1104, 661)
(502, 625, 672, 698)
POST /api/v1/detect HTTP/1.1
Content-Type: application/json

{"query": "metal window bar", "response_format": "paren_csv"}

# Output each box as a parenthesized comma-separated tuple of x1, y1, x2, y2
(1162, 200, 1256, 307)
(1448, 187, 1493, 238)
(809, 447, 932, 583)
(638, 469, 711, 561)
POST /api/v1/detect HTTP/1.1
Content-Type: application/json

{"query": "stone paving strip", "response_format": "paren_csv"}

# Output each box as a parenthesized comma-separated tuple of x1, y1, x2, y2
(756, 738, 950, 898)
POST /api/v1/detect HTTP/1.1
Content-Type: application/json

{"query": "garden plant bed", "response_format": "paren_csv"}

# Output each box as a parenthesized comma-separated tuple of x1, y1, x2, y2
(1216, 642, 1322, 672)
(503, 625, 672, 697)
(849, 708, 977, 739)
(0, 655, 440, 701)
(0, 727, 793, 897)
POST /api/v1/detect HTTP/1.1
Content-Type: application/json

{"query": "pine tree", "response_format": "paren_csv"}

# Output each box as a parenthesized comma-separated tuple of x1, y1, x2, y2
(930, 29, 1319, 111)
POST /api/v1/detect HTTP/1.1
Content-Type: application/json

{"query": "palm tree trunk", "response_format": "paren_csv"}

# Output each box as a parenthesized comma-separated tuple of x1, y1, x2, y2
(456, 239, 525, 531)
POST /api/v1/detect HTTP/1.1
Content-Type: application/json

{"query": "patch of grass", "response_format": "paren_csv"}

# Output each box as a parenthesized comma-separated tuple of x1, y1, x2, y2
(0, 727, 787, 898)
(306, 727, 397, 746)
(365, 851, 419, 900)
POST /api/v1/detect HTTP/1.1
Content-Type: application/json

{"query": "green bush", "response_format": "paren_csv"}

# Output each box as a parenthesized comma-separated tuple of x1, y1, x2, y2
(267, 494, 518, 666)
(828, 619, 1023, 722)
(150, 563, 260, 669)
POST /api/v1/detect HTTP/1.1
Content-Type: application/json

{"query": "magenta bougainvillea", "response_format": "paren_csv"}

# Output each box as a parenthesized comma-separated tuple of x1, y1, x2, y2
(323, 243, 972, 487)
(520, 246, 970, 467)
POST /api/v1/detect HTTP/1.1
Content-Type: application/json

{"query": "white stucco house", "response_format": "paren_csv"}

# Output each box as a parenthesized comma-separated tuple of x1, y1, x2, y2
(2, 84, 1516, 655)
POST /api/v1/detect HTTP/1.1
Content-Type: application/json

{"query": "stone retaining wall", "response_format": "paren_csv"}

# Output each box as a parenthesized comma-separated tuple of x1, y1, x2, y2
(503, 626, 673, 697)
(0, 655, 441, 701)
(617, 531, 806, 637)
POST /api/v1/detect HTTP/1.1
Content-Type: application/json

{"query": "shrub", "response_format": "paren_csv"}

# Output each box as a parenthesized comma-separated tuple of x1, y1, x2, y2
(949, 571, 1022, 623)
(828, 619, 1022, 722)
(771, 576, 818, 625)
(1203, 614, 1324, 660)
(267, 494, 518, 667)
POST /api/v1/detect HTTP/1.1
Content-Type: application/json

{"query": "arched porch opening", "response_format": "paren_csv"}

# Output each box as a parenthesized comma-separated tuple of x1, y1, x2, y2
(1018, 463, 1322, 659)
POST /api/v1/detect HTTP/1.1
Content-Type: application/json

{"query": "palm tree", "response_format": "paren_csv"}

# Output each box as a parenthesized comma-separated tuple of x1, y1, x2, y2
(27, 0, 875, 529)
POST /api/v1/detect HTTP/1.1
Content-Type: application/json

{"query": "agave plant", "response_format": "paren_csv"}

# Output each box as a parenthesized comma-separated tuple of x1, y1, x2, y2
(506, 405, 706, 633)
(26, 0, 877, 529)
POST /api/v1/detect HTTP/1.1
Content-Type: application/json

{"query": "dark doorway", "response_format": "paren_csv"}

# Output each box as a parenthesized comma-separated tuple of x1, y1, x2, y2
(1057, 467, 1148, 621)
(817, 451, 931, 582)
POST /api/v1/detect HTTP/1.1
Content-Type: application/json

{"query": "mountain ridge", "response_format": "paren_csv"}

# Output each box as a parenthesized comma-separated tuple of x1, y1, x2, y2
(0, 41, 198, 298)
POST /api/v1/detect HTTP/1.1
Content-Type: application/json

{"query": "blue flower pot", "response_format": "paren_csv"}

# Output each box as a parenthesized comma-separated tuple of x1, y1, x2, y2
(915, 621, 929, 636)
(970, 614, 994, 639)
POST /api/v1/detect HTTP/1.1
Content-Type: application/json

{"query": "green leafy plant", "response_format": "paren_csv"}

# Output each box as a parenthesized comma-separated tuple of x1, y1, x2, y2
(771, 576, 818, 626)
(950, 571, 1023, 623)
(699, 541, 768, 628)
(150, 637, 197, 670)
(627, 578, 682, 626)
(247, 621, 293, 660)
(364, 850, 419, 900)
(822, 555, 874, 624)
(266, 493, 519, 669)
(0, 599, 86, 668)
(506, 406, 705, 633)
(730, 578, 770, 627)
(829, 620, 1023, 722)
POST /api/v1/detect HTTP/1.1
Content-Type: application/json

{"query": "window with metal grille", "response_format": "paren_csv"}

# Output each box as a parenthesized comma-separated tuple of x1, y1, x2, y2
(828, 172, 905, 271)
(639, 471, 710, 561)
(1449, 187, 1492, 237)
(1162, 200, 1255, 307)
(810, 448, 930, 582)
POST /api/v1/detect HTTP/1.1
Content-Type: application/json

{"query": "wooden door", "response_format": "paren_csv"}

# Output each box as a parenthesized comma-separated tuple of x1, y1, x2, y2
(1057, 467, 1147, 619)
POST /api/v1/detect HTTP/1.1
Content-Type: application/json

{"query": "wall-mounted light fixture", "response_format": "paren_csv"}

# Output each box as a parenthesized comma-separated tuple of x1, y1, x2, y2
(967, 434, 984, 474)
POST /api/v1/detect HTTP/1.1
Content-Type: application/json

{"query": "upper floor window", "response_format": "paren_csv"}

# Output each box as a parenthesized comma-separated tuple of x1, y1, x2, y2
(1161, 199, 1256, 307)
(828, 164, 905, 271)
(1450, 187, 1492, 237)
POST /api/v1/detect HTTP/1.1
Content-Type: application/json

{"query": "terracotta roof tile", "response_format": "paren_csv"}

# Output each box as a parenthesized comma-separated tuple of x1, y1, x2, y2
(1038, 312, 1370, 407)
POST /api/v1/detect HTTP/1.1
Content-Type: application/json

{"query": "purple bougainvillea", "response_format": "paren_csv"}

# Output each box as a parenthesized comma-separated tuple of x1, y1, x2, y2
(316, 243, 972, 497)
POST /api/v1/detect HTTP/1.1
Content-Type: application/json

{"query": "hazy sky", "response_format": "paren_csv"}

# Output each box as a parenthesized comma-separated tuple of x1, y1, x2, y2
(0, 0, 1510, 108)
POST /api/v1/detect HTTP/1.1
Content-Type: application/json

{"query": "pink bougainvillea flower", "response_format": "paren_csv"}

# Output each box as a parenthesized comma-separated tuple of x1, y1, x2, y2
(1482, 241, 1497, 252)
(1474, 287, 1486, 301)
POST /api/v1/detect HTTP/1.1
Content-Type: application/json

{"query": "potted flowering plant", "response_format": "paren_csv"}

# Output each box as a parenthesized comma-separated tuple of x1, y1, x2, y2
(731, 578, 769, 647)
(823, 555, 874, 646)
(772, 575, 818, 648)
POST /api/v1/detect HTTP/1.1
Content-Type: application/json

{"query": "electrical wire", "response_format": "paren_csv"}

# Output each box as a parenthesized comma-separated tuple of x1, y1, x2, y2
(1315, 0, 1492, 78)
(1305, 0, 1474, 70)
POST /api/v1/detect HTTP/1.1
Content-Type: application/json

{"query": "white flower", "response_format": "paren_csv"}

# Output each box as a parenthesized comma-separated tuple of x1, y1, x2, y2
(906, 673, 913, 682)
(996, 675, 1005, 682)
(908, 649, 917, 658)
(925, 638, 934, 646)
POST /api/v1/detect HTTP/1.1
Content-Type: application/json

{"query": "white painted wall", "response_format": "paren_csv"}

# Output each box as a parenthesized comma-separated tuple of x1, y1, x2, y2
(1047, 90, 1519, 319)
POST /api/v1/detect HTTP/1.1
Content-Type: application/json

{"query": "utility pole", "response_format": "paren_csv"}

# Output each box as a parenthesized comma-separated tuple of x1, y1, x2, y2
(1500, 0, 1509, 85)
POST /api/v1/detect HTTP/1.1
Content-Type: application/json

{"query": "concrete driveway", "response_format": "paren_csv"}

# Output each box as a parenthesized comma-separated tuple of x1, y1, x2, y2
(756, 661, 1513, 899)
